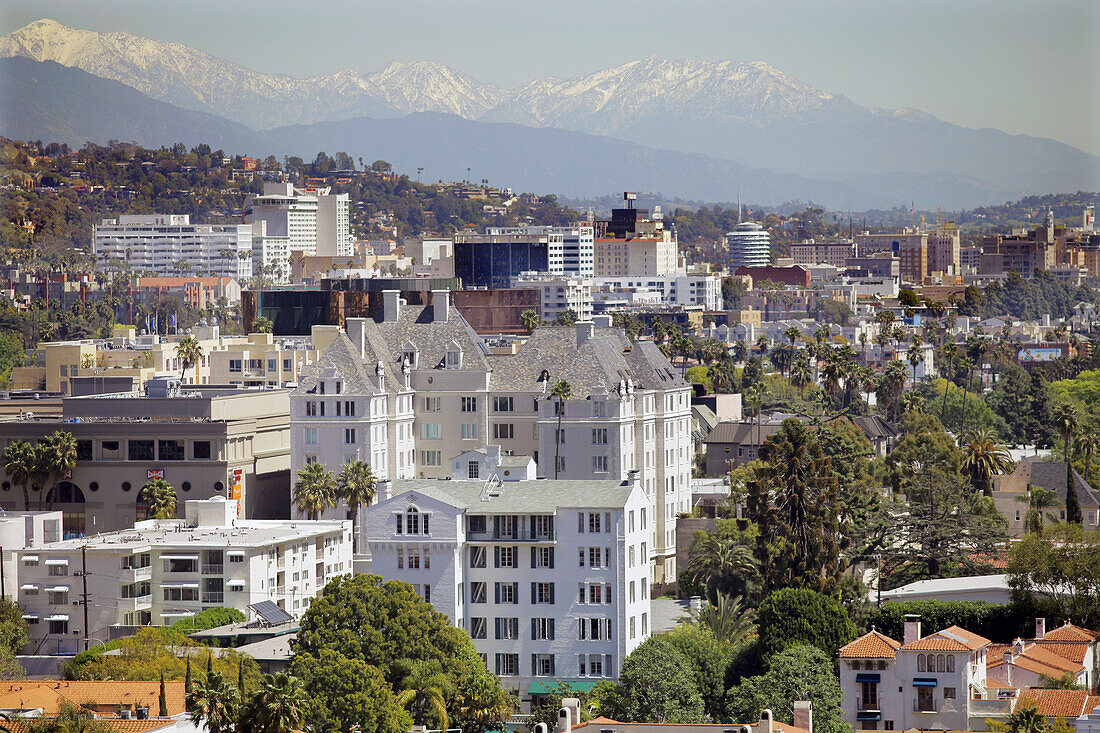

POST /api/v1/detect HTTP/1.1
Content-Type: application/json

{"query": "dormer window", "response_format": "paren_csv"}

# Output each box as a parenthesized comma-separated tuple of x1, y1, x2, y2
(402, 341, 419, 369)
(445, 340, 462, 369)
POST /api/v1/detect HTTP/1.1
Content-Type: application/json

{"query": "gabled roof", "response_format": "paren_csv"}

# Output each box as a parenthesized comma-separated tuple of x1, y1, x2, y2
(372, 304, 490, 372)
(385, 478, 640, 513)
(704, 420, 786, 445)
(851, 414, 900, 440)
(840, 630, 902, 659)
(900, 625, 991, 651)
(1015, 458, 1100, 507)
(1014, 689, 1100, 718)
(1043, 623, 1099, 642)
(988, 643, 1084, 677)
(0, 681, 186, 716)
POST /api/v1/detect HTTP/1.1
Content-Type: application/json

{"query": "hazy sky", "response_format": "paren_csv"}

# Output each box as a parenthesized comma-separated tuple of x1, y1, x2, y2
(3, 0, 1098, 155)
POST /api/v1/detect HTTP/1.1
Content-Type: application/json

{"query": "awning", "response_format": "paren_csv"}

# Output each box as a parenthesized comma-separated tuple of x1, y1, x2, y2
(20, 584, 38, 591)
(45, 614, 69, 622)
(45, 586, 69, 593)
(160, 610, 196, 618)
(912, 678, 938, 687)
(855, 673, 881, 683)
(226, 580, 246, 588)
(226, 551, 246, 558)
(856, 712, 882, 722)
(44, 558, 69, 566)
(161, 554, 200, 561)
(162, 582, 199, 589)
(21, 614, 38, 621)
(22, 555, 39, 563)
(527, 679, 601, 695)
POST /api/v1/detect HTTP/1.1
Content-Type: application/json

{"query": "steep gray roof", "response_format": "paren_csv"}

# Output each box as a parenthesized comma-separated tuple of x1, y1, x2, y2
(487, 325, 685, 395)
(371, 304, 490, 372)
(851, 415, 900, 440)
(386, 478, 637, 512)
(704, 420, 785, 446)
(1024, 459, 1100, 508)
(294, 332, 376, 395)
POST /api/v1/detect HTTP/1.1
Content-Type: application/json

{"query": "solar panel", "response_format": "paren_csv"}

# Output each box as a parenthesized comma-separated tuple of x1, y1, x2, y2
(249, 600, 293, 626)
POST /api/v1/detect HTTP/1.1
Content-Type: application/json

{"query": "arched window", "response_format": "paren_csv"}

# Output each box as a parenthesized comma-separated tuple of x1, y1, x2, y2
(917, 654, 926, 672)
(46, 481, 86, 504)
(405, 507, 420, 535)
(946, 655, 955, 673)
(937, 654, 946, 672)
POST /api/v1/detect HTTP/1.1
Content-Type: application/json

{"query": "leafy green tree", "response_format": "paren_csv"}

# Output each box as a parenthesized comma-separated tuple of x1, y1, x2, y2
(988, 703, 1049, 733)
(757, 588, 856, 660)
(290, 649, 410, 733)
(252, 316, 273, 334)
(604, 636, 706, 724)
(293, 462, 337, 520)
(24, 701, 113, 733)
(1007, 525, 1100, 628)
(724, 645, 850, 733)
(550, 379, 573, 479)
(138, 478, 178, 519)
(664, 624, 735, 719)
(187, 671, 240, 733)
(1037, 672, 1085, 690)
(454, 671, 514, 733)
(0, 599, 27, 679)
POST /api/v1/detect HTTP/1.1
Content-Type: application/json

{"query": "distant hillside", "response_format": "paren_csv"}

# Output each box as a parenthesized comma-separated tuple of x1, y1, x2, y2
(0, 58, 258, 154)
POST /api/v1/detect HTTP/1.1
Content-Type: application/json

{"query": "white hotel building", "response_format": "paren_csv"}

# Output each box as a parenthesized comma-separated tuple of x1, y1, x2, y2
(365, 475, 651, 704)
(92, 215, 253, 279)
(592, 275, 722, 311)
(290, 292, 692, 585)
(244, 183, 351, 282)
(16, 497, 350, 655)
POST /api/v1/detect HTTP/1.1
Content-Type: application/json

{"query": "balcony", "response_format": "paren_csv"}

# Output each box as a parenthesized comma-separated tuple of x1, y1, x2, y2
(119, 595, 153, 613)
(202, 592, 224, 604)
(467, 530, 556, 543)
(202, 564, 224, 575)
(913, 701, 938, 713)
(120, 566, 152, 583)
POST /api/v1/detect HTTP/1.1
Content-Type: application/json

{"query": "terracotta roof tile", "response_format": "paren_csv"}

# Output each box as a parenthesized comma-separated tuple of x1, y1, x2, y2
(900, 625, 990, 651)
(840, 631, 902, 659)
(3, 721, 172, 733)
(1043, 623, 1099, 642)
(1035, 640, 1090, 664)
(0, 681, 186, 717)
(1015, 688, 1092, 718)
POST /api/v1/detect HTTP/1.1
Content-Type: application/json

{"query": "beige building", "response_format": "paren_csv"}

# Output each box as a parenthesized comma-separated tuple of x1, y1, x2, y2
(594, 237, 682, 278)
(0, 385, 292, 536)
(207, 332, 326, 388)
(855, 231, 928, 285)
(992, 457, 1100, 535)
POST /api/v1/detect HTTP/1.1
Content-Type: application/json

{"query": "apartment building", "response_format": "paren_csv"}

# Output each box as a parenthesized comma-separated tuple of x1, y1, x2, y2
(511, 272, 594, 323)
(790, 240, 854, 268)
(490, 226, 595, 277)
(206, 332, 324, 388)
(927, 226, 961, 278)
(364, 476, 650, 704)
(0, 385, 292, 536)
(592, 275, 721, 311)
(855, 231, 928, 285)
(245, 183, 351, 281)
(0, 511, 63, 601)
(289, 292, 693, 583)
(594, 205, 681, 278)
(92, 215, 253, 280)
(17, 497, 350, 654)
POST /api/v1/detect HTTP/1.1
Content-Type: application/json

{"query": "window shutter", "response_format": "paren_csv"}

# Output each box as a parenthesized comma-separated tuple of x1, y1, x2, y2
(605, 583, 612, 603)
(549, 619, 555, 640)
(531, 654, 537, 676)
(579, 619, 586, 640)
(607, 619, 613, 640)
(494, 618, 501, 639)
(512, 582, 518, 604)
(530, 515, 537, 537)
(494, 516, 500, 536)
(531, 547, 536, 568)
(532, 618, 538, 639)
(549, 548, 555, 569)
(604, 547, 610, 567)
(578, 512, 584, 532)
(550, 655, 556, 676)
(511, 515, 519, 538)
(494, 583, 501, 604)
(494, 546, 500, 568)
(495, 654, 500, 675)
(531, 582, 537, 604)
(549, 582, 555, 604)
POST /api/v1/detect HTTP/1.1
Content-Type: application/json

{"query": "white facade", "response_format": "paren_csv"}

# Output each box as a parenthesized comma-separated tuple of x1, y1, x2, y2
(16, 497, 350, 655)
(725, 222, 771, 270)
(365, 478, 651, 702)
(593, 275, 721, 311)
(0, 512, 63, 601)
(92, 215, 253, 279)
(512, 272, 594, 323)
(490, 226, 594, 277)
(245, 183, 351, 280)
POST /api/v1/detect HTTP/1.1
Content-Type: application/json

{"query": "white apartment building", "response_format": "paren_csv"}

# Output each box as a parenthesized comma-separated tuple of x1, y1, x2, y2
(0, 511, 63, 601)
(592, 275, 721, 311)
(245, 183, 350, 280)
(511, 272, 594, 322)
(92, 215, 253, 279)
(364, 476, 651, 704)
(16, 497, 350, 655)
(490, 226, 595, 277)
(290, 294, 692, 584)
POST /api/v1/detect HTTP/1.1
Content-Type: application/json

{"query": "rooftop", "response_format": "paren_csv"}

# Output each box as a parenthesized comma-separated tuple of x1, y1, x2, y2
(839, 630, 903, 659)
(0, 680, 186, 716)
(385, 478, 640, 513)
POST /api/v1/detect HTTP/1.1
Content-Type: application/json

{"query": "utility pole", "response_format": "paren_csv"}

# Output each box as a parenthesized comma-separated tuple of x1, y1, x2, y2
(1, 545, 5, 600)
(81, 544, 89, 651)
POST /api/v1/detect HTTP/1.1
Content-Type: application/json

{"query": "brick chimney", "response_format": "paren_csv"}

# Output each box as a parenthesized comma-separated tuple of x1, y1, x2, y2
(903, 614, 922, 645)
(793, 701, 813, 733)
(1035, 617, 1046, 640)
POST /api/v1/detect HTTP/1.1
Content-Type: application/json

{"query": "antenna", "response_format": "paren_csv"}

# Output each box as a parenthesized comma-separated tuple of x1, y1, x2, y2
(738, 191, 742, 224)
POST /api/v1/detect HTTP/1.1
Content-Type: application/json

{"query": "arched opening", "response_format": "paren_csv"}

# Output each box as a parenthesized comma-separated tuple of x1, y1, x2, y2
(45, 481, 86, 539)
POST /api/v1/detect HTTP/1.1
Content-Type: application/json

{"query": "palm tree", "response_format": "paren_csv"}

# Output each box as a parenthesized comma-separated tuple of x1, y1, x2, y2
(813, 324, 832, 344)
(138, 478, 178, 519)
(252, 673, 307, 733)
(784, 327, 801, 346)
(876, 361, 908, 422)
(687, 535, 758, 589)
(820, 356, 846, 403)
(940, 342, 957, 424)
(906, 343, 923, 382)
(960, 429, 1014, 496)
(689, 592, 757, 646)
(731, 340, 747, 363)
(1076, 430, 1099, 486)
(394, 660, 451, 730)
(1019, 487, 1059, 533)
(39, 430, 77, 508)
(520, 309, 540, 333)
(1000, 704, 1050, 733)
(1052, 402, 1082, 524)
(293, 462, 337, 520)
(550, 379, 573, 479)
(755, 335, 769, 354)
(175, 336, 204, 385)
(187, 671, 240, 733)
(456, 674, 514, 733)
(790, 357, 812, 399)
(707, 362, 735, 393)
(2, 440, 36, 511)
(252, 316, 273, 333)
(336, 460, 377, 552)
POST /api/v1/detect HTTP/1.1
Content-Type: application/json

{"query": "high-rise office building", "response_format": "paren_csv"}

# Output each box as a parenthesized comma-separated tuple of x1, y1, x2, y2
(724, 222, 772, 270)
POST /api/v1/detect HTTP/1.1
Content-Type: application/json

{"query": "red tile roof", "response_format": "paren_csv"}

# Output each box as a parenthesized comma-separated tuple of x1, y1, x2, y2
(1015, 688, 1097, 718)
(1043, 623, 1099, 643)
(840, 631, 902, 659)
(900, 625, 990, 651)
(0, 681, 186, 716)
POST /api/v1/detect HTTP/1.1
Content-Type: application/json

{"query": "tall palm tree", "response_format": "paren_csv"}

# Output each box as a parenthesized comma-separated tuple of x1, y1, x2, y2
(1052, 403, 1082, 524)
(876, 361, 908, 422)
(957, 355, 976, 436)
(960, 429, 1014, 496)
(138, 478, 178, 519)
(2, 440, 36, 511)
(814, 324, 832, 344)
(820, 356, 846, 404)
(293, 462, 337, 520)
(906, 343, 923, 382)
(187, 671, 240, 733)
(336, 460, 377, 552)
(1076, 430, 1099, 486)
(940, 342, 957, 424)
(394, 660, 451, 730)
(687, 535, 758, 589)
(520, 309, 540, 333)
(175, 336, 204, 385)
(755, 335, 769, 354)
(689, 592, 757, 646)
(550, 379, 573, 479)
(784, 327, 801, 346)
(732, 340, 747, 363)
(252, 673, 307, 733)
(707, 361, 735, 393)
(38, 431, 77, 508)
(790, 357, 812, 399)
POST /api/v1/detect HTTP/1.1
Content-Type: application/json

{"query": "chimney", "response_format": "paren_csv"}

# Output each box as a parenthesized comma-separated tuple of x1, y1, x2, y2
(556, 698, 580, 733)
(377, 479, 392, 502)
(903, 614, 921, 645)
(1003, 651, 1013, 687)
(431, 290, 450, 323)
(793, 701, 813, 733)
(593, 314, 612, 328)
(345, 318, 367, 358)
(382, 290, 401, 322)
(759, 709, 774, 733)
(576, 321, 594, 345)
(1013, 637, 1025, 656)
(1035, 617, 1046, 640)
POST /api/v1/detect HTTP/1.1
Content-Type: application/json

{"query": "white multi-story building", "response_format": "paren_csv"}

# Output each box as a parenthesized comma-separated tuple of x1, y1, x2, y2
(490, 226, 595, 277)
(290, 294, 692, 584)
(725, 222, 772, 270)
(512, 272, 594, 323)
(365, 475, 651, 704)
(16, 497, 350, 655)
(245, 183, 350, 280)
(0, 511, 63, 601)
(592, 275, 721, 311)
(92, 215, 253, 279)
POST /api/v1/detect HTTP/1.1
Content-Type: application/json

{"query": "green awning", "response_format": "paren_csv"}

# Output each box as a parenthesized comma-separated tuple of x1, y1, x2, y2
(527, 679, 600, 695)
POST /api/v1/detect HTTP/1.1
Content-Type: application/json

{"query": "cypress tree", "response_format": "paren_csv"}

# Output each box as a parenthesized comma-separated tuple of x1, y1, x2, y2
(1066, 460, 1083, 524)
(185, 657, 192, 692)
(158, 671, 168, 717)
